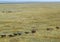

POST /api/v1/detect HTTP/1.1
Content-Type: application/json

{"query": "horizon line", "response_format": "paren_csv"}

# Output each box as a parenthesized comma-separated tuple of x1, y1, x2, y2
(0, 1, 60, 3)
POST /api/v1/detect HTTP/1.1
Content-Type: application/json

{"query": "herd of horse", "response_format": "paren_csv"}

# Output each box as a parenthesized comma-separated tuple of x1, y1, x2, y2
(0, 26, 59, 38)
(0, 29, 36, 38)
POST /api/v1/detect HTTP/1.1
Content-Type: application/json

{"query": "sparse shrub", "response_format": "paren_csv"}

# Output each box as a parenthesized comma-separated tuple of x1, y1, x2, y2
(7, 11, 12, 13)
(2, 10, 12, 13)
(46, 28, 53, 31)
(24, 32, 29, 34)
(2, 11, 5, 13)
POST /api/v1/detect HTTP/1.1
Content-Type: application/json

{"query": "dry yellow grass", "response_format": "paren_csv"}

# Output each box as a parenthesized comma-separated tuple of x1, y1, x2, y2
(0, 3, 60, 42)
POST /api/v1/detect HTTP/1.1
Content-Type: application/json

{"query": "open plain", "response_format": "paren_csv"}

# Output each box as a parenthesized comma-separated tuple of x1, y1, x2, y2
(0, 2, 60, 42)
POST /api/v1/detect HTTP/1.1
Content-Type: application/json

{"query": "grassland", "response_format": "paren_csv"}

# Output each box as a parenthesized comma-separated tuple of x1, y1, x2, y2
(0, 2, 60, 42)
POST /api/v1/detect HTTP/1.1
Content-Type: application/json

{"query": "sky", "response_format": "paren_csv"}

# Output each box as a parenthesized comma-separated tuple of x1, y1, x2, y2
(0, 0, 60, 2)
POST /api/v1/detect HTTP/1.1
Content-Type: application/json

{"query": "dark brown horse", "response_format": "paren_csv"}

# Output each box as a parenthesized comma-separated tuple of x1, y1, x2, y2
(0, 34, 6, 38)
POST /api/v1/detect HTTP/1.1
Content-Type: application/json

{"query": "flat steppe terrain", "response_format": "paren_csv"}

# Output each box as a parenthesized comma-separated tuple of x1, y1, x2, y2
(0, 3, 60, 42)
